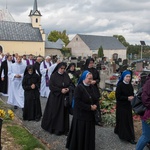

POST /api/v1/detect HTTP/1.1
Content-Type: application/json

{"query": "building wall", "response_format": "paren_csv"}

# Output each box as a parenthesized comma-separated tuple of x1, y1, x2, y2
(45, 49, 63, 58)
(67, 35, 127, 60)
(0, 41, 45, 56)
(66, 35, 92, 57)
(104, 49, 126, 60)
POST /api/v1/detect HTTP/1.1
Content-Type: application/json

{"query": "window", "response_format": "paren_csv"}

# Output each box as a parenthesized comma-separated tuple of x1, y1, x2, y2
(76, 38, 78, 41)
(36, 18, 38, 23)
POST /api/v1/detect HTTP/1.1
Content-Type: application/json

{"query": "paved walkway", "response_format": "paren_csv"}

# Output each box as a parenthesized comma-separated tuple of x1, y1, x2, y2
(0, 95, 148, 150)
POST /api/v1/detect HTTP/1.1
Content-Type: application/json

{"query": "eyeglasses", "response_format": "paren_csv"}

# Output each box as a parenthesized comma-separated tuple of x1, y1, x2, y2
(60, 68, 65, 70)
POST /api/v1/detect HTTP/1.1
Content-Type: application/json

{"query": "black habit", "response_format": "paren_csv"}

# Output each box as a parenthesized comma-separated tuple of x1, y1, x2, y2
(114, 82, 135, 141)
(33, 62, 42, 78)
(22, 72, 42, 121)
(85, 67, 101, 98)
(66, 83, 99, 150)
(41, 71, 71, 135)
(0, 60, 14, 94)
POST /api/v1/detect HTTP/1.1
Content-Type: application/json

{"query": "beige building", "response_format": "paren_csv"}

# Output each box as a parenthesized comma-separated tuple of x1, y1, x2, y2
(66, 34, 127, 60)
(0, 0, 63, 57)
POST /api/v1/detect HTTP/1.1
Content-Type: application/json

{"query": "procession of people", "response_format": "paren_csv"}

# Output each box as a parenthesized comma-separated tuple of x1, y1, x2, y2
(0, 52, 150, 150)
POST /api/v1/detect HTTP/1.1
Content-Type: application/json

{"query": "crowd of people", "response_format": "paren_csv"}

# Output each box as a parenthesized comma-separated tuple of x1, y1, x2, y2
(0, 51, 150, 150)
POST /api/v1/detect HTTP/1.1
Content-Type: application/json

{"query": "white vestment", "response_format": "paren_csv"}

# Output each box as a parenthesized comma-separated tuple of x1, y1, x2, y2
(40, 61, 52, 98)
(21, 59, 27, 66)
(7, 62, 26, 108)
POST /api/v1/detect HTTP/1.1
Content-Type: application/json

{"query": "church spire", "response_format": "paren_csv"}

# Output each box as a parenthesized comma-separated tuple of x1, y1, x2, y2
(29, 0, 42, 28)
(29, 0, 41, 16)
(33, 0, 38, 14)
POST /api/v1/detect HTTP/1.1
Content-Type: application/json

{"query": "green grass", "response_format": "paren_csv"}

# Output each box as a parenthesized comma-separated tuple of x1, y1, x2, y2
(6, 125, 46, 150)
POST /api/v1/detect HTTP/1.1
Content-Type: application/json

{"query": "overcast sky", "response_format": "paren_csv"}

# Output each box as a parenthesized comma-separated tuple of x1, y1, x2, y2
(0, 0, 150, 45)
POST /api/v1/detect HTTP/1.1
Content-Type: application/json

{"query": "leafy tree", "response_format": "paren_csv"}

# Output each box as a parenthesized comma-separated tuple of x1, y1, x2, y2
(60, 47, 71, 57)
(48, 30, 70, 46)
(98, 46, 104, 58)
(127, 44, 141, 55)
(113, 35, 129, 47)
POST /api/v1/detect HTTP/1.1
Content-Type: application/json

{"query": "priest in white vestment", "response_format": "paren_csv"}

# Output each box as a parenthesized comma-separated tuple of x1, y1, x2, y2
(40, 56, 53, 98)
(7, 56, 26, 108)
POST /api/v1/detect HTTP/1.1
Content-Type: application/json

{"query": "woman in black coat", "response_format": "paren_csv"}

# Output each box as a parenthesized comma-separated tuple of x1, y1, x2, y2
(66, 70, 99, 150)
(114, 70, 136, 144)
(41, 62, 71, 135)
(22, 65, 42, 121)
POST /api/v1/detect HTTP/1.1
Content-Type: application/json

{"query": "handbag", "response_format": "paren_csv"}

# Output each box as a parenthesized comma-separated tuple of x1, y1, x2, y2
(80, 84, 101, 123)
(131, 88, 146, 116)
(94, 109, 101, 123)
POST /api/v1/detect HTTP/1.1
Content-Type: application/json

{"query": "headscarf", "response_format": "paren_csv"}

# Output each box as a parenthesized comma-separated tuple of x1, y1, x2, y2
(78, 70, 90, 85)
(66, 63, 76, 71)
(84, 58, 94, 70)
(52, 62, 67, 74)
(117, 70, 131, 86)
(24, 65, 36, 76)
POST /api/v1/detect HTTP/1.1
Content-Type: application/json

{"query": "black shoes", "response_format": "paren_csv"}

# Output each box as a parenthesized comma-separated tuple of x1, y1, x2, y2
(147, 143, 150, 149)
(14, 105, 18, 109)
(35, 118, 41, 122)
(128, 140, 137, 144)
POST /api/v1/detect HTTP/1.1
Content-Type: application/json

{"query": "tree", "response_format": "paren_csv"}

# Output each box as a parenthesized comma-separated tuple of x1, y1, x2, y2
(48, 30, 70, 46)
(113, 35, 129, 47)
(98, 46, 104, 58)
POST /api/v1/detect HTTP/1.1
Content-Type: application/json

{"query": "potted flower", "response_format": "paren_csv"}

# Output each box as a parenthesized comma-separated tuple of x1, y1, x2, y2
(0, 109, 14, 150)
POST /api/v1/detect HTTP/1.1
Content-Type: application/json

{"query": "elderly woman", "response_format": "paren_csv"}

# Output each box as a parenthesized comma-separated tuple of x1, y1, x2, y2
(114, 70, 136, 144)
(41, 62, 71, 136)
(66, 70, 99, 150)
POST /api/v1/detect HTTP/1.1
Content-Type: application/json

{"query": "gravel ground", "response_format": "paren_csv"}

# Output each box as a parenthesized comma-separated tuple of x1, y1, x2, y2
(0, 95, 148, 150)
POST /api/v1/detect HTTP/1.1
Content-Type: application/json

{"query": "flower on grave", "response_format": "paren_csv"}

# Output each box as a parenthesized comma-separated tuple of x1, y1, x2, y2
(0, 109, 14, 120)
(107, 91, 116, 100)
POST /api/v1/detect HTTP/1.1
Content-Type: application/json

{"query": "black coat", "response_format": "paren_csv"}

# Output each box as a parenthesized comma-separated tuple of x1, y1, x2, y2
(22, 73, 42, 121)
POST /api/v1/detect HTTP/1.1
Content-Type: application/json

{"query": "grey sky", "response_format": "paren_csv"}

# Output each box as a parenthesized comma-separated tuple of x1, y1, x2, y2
(0, 0, 150, 45)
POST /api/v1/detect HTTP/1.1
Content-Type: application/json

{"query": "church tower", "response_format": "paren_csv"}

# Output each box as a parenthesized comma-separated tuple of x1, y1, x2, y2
(29, 0, 42, 28)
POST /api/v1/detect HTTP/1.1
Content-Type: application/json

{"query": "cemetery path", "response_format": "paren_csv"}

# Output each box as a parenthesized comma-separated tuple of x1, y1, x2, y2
(1, 95, 149, 150)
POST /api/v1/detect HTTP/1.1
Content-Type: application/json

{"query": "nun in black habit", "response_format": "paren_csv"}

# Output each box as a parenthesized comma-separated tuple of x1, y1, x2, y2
(114, 70, 136, 144)
(41, 62, 71, 135)
(83, 58, 102, 125)
(22, 65, 42, 121)
(83, 58, 100, 98)
(66, 70, 99, 150)
(66, 63, 80, 80)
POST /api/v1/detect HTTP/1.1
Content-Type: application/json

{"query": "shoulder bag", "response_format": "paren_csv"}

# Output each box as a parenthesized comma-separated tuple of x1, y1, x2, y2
(131, 88, 146, 116)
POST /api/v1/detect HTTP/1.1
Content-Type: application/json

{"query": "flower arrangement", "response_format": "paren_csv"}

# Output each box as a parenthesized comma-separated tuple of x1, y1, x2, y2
(68, 73, 78, 85)
(100, 91, 116, 126)
(0, 109, 14, 120)
(109, 76, 117, 80)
